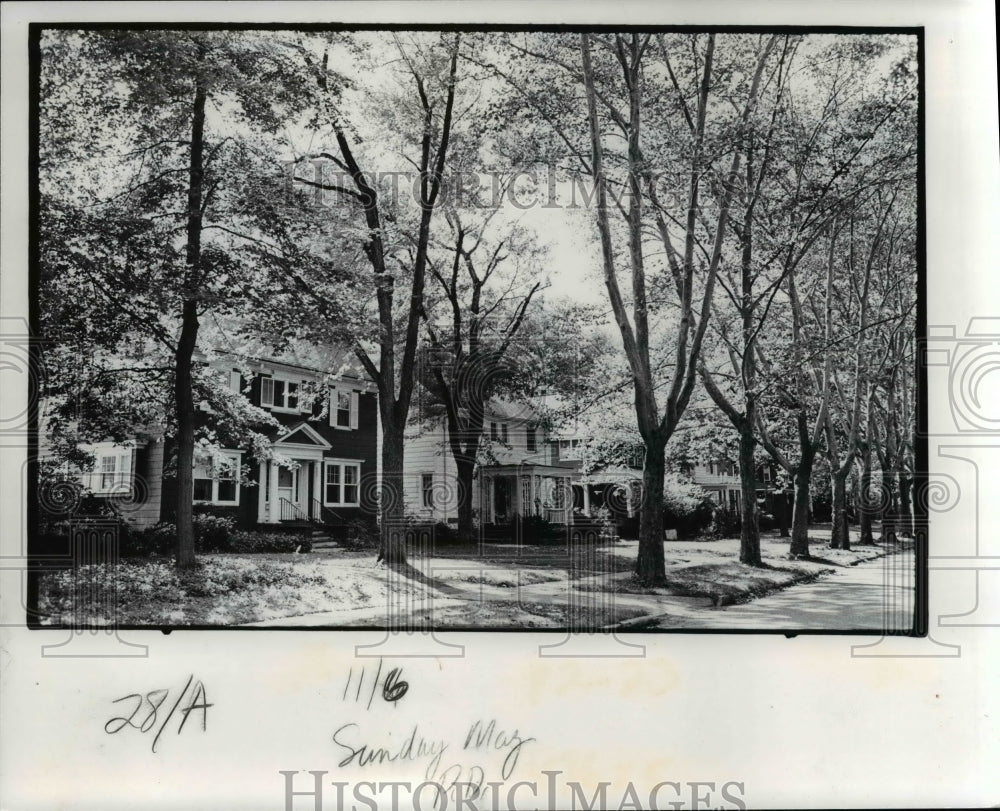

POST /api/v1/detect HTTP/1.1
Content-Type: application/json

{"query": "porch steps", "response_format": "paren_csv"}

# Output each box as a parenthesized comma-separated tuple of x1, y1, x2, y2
(308, 527, 341, 551)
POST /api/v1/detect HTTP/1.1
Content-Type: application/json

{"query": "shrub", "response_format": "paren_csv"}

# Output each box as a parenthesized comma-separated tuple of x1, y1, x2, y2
(121, 522, 175, 557)
(192, 514, 236, 552)
(811, 491, 832, 523)
(121, 519, 309, 556)
(229, 530, 311, 554)
(710, 507, 742, 539)
(515, 513, 563, 545)
(663, 473, 715, 538)
(757, 511, 778, 532)
(341, 516, 380, 550)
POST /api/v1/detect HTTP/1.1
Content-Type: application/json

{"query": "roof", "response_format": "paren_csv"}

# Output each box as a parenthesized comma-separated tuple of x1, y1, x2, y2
(194, 321, 371, 383)
(484, 398, 540, 422)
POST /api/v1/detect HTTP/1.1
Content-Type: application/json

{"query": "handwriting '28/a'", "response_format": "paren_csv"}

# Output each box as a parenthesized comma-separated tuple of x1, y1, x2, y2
(104, 675, 211, 752)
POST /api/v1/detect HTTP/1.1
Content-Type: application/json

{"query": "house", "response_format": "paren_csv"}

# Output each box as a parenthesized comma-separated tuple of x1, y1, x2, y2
(52, 345, 378, 538)
(403, 399, 578, 528)
(683, 458, 782, 515)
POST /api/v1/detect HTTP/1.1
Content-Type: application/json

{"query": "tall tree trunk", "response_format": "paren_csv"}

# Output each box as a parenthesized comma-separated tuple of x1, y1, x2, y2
(830, 471, 850, 550)
(789, 454, 814, 558)
(776, 489, 790, 537)
(858, 438, 877, 544)
(858, 445, 875, 544)
(880, 466, 898, 544)
(175, 78, 207, 569)
(898, 470, 913, 538)
(738, 426, 762, 565)
(455, 456, 476, 540)
(174, 302, 199, 568)
(636, 439, 667, 585)
(379, 426, 407, 563)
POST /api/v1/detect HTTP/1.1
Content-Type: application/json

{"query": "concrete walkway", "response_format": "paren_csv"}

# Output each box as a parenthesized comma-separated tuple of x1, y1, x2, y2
(627, 546, 916, 631)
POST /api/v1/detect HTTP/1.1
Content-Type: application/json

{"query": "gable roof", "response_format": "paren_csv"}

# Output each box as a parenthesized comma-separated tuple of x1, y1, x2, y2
(273, 421, 331, 450)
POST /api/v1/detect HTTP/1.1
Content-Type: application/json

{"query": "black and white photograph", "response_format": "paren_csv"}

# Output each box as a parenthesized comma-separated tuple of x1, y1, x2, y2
(29, 24, 921, 632)
(2, 2, 998, 810)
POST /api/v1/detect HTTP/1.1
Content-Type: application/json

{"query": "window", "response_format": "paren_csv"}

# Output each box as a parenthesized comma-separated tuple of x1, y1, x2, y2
(100, 455, 117, 490)
(336, 391, 351, 427)
(193, 451, 241, 505)
(228, 370, 242, 393)
(330, 388, 359, 430)
(260, 376, 307, 412)
(80, 443, 132, 494)
(422, 474, 434, 508)
(490, 422, 498, 441)
(324, 461, 361, 506)
(500, 424, 508, 443)
(526, 427, 537, 452)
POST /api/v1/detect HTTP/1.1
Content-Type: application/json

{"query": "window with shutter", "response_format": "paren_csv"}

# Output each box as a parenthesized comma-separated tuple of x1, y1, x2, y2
(260, 377, 275, 407)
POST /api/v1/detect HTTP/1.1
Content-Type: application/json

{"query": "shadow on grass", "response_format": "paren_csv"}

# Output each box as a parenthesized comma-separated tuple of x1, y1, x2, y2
(384, 561, 469, 600)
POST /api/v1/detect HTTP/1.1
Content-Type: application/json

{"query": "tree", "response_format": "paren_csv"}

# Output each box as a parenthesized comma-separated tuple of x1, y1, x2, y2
(739, 35, 917, 557)
(697, 35, 799, 565)
(39, 30, 319, 566)
(578, 33, 778, 582)
(419, 208, 544, 539)
(285, 32, 463, 563)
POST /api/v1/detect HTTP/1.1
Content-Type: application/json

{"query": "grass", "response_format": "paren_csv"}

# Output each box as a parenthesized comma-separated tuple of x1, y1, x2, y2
(35, 525, 900, 627)
(36, 553, 380, 626)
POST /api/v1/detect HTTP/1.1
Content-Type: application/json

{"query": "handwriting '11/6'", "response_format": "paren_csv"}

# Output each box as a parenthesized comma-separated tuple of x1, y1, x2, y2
(104, 675, 212, 752)
(343, 659, 408, 709)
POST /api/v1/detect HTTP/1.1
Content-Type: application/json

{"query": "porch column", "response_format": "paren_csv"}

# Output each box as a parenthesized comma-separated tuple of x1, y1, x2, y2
(582, 483, 591, 515)
(268, 461, 279, 523)
(626, 483, 635, 518)
(257, 461, 267, 523)
(312, 460, 323, 519)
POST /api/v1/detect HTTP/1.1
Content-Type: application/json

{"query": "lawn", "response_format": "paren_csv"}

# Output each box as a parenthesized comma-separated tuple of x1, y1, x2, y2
(35, 526, 898, 628)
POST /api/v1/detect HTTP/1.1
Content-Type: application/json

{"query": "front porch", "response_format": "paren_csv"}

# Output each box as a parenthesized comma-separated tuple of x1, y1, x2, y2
(257, 423, 359, 529)
(480, 464, 577, 526)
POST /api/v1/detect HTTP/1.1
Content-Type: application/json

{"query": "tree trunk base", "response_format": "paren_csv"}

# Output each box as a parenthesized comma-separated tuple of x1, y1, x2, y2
(379, 544, 407, 565)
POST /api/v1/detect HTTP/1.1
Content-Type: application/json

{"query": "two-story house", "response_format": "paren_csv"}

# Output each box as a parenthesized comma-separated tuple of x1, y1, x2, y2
(683, 458, 781, 515)
(53, 345, 378, 538)
(403, 399, 578, 527)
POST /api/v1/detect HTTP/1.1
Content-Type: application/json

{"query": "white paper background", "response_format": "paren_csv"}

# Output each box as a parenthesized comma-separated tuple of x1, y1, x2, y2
(2, 2, 998, 809)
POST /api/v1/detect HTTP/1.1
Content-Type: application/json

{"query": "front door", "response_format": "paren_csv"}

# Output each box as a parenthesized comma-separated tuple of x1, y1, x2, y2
(494, 477, 511, 524)
(277, 466, 299, 518)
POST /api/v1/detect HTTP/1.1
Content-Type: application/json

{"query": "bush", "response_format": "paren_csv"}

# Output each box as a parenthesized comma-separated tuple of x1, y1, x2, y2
(515, 513, 563, 545)
(192, 514, 235, 552)
(757, 511, 778, 532)
(341, 516, 380, 550)
(710, 507, 742, 539)
(121, 522, 175, 557)
(121, 519, 309, 556)
(811, 491, 832, 523)
(229, 530, 310, 554)
(664, 473, 715, 538)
